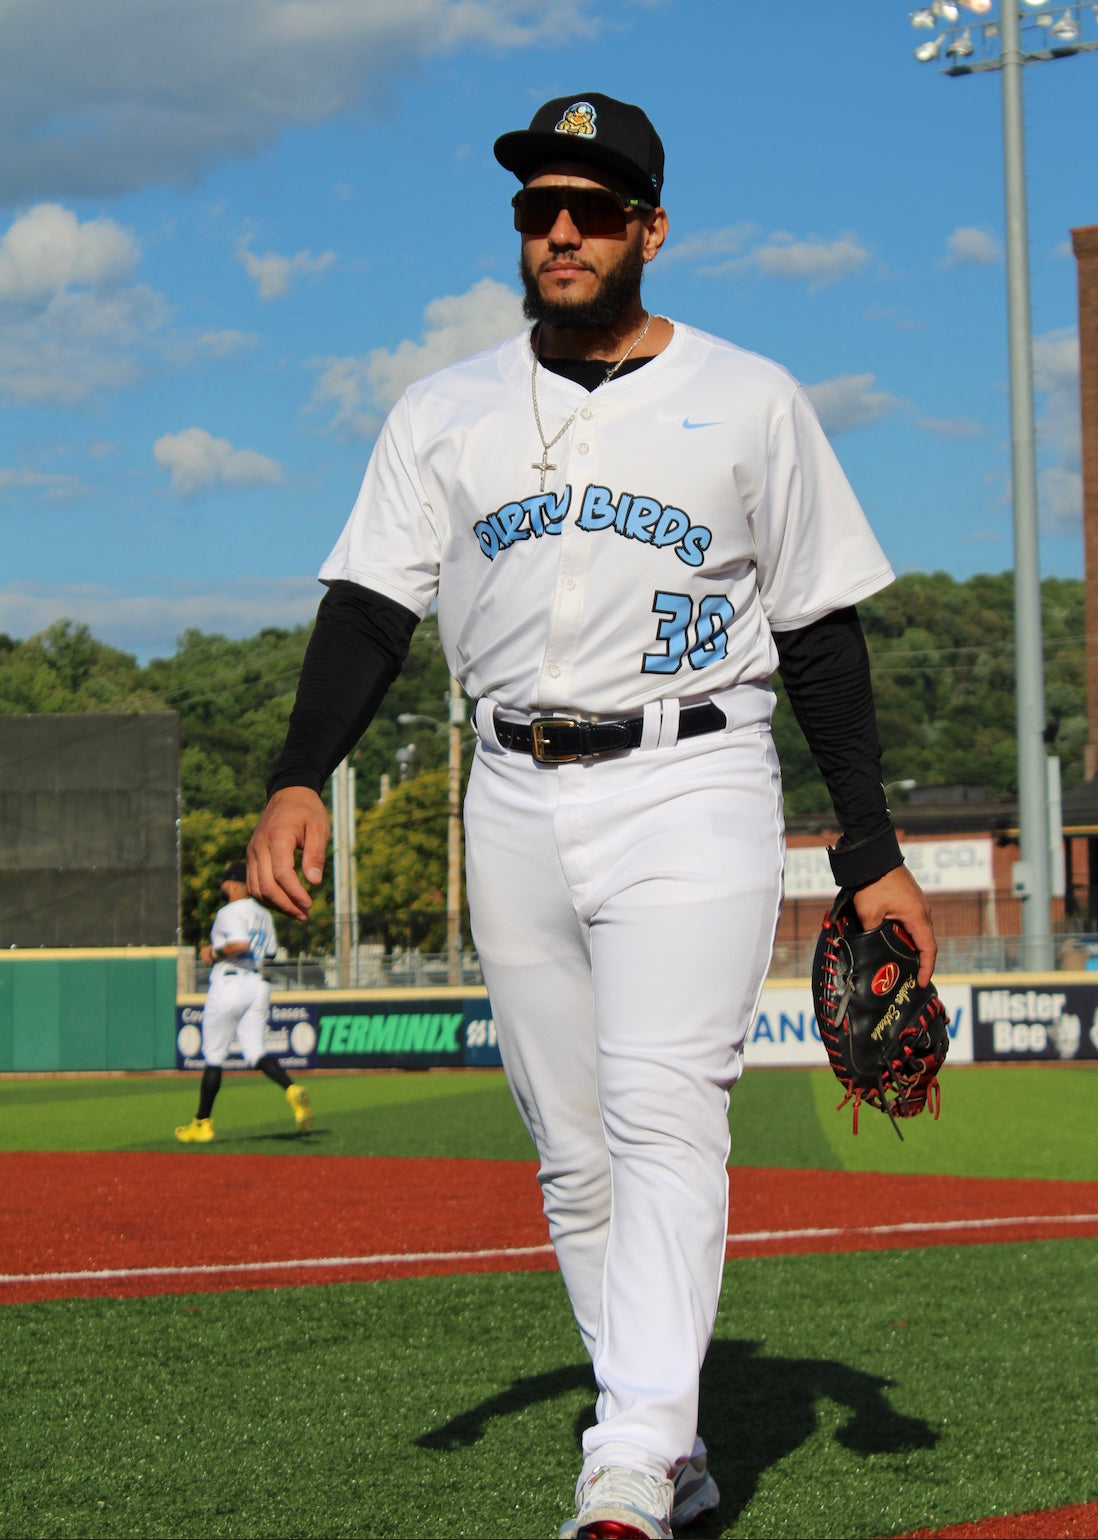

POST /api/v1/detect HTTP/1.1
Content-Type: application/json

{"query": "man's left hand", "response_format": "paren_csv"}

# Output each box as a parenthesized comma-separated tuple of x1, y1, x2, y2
(852, 865, 937, 987)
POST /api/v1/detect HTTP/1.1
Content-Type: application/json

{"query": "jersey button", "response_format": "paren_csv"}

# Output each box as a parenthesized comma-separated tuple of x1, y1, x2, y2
(579, 406, 593, 420)
(563, 576, 576, 591)
(547, 663, 562, 678)
(577, 442, 590, 454)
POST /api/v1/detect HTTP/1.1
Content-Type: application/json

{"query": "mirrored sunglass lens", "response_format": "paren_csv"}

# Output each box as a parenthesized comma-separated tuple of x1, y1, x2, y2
(514, 189, 625, 235)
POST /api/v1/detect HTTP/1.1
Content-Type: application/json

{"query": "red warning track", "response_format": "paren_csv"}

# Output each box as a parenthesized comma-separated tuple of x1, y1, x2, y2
(1, 1153, 1096, 1304)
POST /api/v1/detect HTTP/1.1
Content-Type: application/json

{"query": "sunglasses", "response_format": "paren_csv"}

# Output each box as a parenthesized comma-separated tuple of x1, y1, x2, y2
(511, 185, 654, 238)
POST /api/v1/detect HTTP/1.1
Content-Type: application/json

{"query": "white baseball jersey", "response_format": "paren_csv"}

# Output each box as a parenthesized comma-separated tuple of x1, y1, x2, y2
(319, 321, 894, 716)
(209, 896, 277, 973)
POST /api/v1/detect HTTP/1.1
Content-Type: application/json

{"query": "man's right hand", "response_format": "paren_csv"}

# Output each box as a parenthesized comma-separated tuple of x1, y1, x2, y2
(247, 787, 331, 921)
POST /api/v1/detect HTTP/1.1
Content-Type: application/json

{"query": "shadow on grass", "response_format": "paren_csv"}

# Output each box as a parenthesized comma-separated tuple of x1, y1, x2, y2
(137, 1130, 324, 1151)
(416, 1339, 938, 1531)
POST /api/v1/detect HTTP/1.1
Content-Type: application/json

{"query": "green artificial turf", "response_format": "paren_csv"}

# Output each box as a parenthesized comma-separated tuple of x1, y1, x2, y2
(0, 1065, 1094, 1179)
(1, 1239, 1095, 1539)
(809, 1062, 1098, 1180)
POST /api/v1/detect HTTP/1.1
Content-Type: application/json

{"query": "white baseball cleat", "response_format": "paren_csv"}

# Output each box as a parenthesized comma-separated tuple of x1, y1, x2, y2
(668, 1451, 720, 1527)
(559, 1466, 674, 1539)
(559, 1453, 719, 1538)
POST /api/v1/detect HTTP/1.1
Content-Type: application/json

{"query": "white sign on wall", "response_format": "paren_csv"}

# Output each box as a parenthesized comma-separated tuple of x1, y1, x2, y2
(784, 837, 993, 898)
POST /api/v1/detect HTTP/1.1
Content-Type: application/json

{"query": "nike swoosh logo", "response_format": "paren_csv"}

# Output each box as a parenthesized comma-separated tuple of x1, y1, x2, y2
(682, 418, 720, 430)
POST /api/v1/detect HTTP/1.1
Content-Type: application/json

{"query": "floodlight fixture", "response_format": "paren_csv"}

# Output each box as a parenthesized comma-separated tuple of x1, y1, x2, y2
(1051, 9, 1080, 36)
(947, 25, 975, 53)
(911, 6, 936, 24)
(915, 32, 945, 58)
(934, 0, 960, 18)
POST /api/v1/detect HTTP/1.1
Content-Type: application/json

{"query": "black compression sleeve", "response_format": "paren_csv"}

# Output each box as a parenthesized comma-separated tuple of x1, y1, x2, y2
(774, 607, 904, 889)
(266, 581, 419, 798)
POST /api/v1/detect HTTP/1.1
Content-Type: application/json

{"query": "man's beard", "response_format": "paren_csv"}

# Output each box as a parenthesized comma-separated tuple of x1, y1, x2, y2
(520, 238, 646, 330)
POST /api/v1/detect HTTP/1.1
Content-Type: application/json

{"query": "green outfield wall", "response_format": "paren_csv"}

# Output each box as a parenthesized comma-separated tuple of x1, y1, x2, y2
(0, 949, 179, 1073)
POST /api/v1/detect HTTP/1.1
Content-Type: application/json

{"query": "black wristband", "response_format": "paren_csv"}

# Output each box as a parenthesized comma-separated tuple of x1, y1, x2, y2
(827, 827, 904, 889)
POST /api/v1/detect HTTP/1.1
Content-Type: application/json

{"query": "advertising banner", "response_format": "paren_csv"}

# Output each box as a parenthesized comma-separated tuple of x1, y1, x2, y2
(743, 981, 973, 1068)
(971, 983, 1098, 1062)
(178, 975, 1098, 1073)
(176, 995, 494, 1070)
(176, 998, 317, 1071)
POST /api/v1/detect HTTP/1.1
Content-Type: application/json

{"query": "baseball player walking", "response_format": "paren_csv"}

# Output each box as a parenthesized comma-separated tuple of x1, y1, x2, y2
(175, 861, 313, 1142)
(248, 93, 935, 1539)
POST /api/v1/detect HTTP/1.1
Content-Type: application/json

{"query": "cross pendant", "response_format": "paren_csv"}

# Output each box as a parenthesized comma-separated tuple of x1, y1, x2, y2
(533, 450, 556, 493)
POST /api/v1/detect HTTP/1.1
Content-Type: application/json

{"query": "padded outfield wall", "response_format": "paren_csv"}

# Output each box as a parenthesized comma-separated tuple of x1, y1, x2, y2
(0, 949, 179, 1072)
(0, 712, 179, 948)
(2, 960, 1094, 1075)
(174, 973, 1098, 1073)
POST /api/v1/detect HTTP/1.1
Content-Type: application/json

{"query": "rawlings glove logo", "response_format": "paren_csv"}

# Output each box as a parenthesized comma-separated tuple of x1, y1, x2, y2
(872, 963, 900, 995)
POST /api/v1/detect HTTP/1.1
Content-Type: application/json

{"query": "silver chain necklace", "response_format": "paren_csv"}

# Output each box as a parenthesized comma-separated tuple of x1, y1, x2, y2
(529, 312, 653, 493)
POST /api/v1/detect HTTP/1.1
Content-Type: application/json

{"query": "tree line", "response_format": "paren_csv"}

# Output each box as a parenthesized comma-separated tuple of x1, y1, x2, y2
(0, 570, 1086, 949)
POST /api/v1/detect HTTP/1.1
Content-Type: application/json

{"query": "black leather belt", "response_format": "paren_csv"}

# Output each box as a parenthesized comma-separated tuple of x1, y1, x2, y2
(493, 703, 726, 764)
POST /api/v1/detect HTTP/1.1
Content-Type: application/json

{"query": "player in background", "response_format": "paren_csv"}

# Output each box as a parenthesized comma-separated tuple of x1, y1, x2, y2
(247, 93, 934, 1540)
(175, 861, 313, 1142)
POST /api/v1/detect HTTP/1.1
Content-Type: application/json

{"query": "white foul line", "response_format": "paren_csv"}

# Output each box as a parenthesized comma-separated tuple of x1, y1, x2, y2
(727, 1213, 1098, 1244)
(0, 1243, 557, 1286)
(1, 1213, 1096, 1288)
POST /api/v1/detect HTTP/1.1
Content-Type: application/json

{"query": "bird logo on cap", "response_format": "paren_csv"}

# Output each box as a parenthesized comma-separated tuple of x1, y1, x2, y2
(555, 101, 596, 138)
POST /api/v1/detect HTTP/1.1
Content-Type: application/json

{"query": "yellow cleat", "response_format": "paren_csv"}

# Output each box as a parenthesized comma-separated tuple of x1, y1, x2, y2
(175, 1117, 214, 1144)
(286, 1084, 314, 1132)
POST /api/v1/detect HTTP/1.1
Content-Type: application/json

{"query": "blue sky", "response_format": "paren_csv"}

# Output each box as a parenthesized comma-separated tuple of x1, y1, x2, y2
(0, 0, 1092, 662)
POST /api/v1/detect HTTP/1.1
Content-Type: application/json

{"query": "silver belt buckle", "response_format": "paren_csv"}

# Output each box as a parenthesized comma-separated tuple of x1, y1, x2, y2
(530, 717, 580, 764)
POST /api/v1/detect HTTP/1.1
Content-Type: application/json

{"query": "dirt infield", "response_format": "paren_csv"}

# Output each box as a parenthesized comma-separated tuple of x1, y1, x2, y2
(897, 1498, 1098, 1537)
(2, 1152, 1096, 1304)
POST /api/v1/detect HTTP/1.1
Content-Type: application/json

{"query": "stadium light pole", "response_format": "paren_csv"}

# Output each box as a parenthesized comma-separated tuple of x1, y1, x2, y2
(911, 0, 1097, 970)
(398, 676, 468, 987)
(330, 756, 358, 988)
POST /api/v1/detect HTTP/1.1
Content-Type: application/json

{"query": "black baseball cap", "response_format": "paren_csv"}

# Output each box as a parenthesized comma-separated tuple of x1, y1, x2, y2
(220, 861, 247, 885)
(493, 92, 664, 204)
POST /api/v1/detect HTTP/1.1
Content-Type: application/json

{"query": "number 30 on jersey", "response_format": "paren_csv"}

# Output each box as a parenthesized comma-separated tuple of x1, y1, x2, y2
(642, 591, 735, 675)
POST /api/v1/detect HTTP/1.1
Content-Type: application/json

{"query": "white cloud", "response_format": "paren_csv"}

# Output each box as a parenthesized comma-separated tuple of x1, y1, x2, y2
(1032, 326, 1081, 532)
(153, 427, 284, 496)
(667, 225, 870, 289)
(196, 329, 262, 358)
(0, 467, 82, 498)
(237, 237, 337, 300)
(309, 275, 523, 435)
(805, 373, 902, 435)
(661, 224, 758, 267)
(0, 0, 602, 201)
(753, 234, 869, 289)
(0, 577, 321, 662)
(0, 203, 167, 404)
(916, 415, 984, 438)
(943, 225, 1001, 267)
(0, 203, 138, 303)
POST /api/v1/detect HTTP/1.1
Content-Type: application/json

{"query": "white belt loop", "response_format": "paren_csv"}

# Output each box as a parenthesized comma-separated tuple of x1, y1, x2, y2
(639, 701, 662, 751)
(657, 697, 680, 749)
(473, 698, 505, 753)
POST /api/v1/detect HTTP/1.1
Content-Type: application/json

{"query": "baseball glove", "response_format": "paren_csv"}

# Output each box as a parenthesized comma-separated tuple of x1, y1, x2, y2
(811, 888, 949, 1139)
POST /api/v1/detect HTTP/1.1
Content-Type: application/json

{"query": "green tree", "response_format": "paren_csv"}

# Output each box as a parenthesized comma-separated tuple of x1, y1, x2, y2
(0, 622, 153, 715)
(179, 809, 332, 955)
(355, 767, 468, 952)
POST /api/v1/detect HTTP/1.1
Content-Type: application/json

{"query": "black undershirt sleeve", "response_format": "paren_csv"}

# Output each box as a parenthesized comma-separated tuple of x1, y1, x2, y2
(774, 606, 904, 890)
(266, 581, 419, 799)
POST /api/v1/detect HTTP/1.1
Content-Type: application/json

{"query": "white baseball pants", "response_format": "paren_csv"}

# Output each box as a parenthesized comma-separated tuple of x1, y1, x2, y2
(464, 692, 785, 1486)
(201, 967, 271, 1067)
